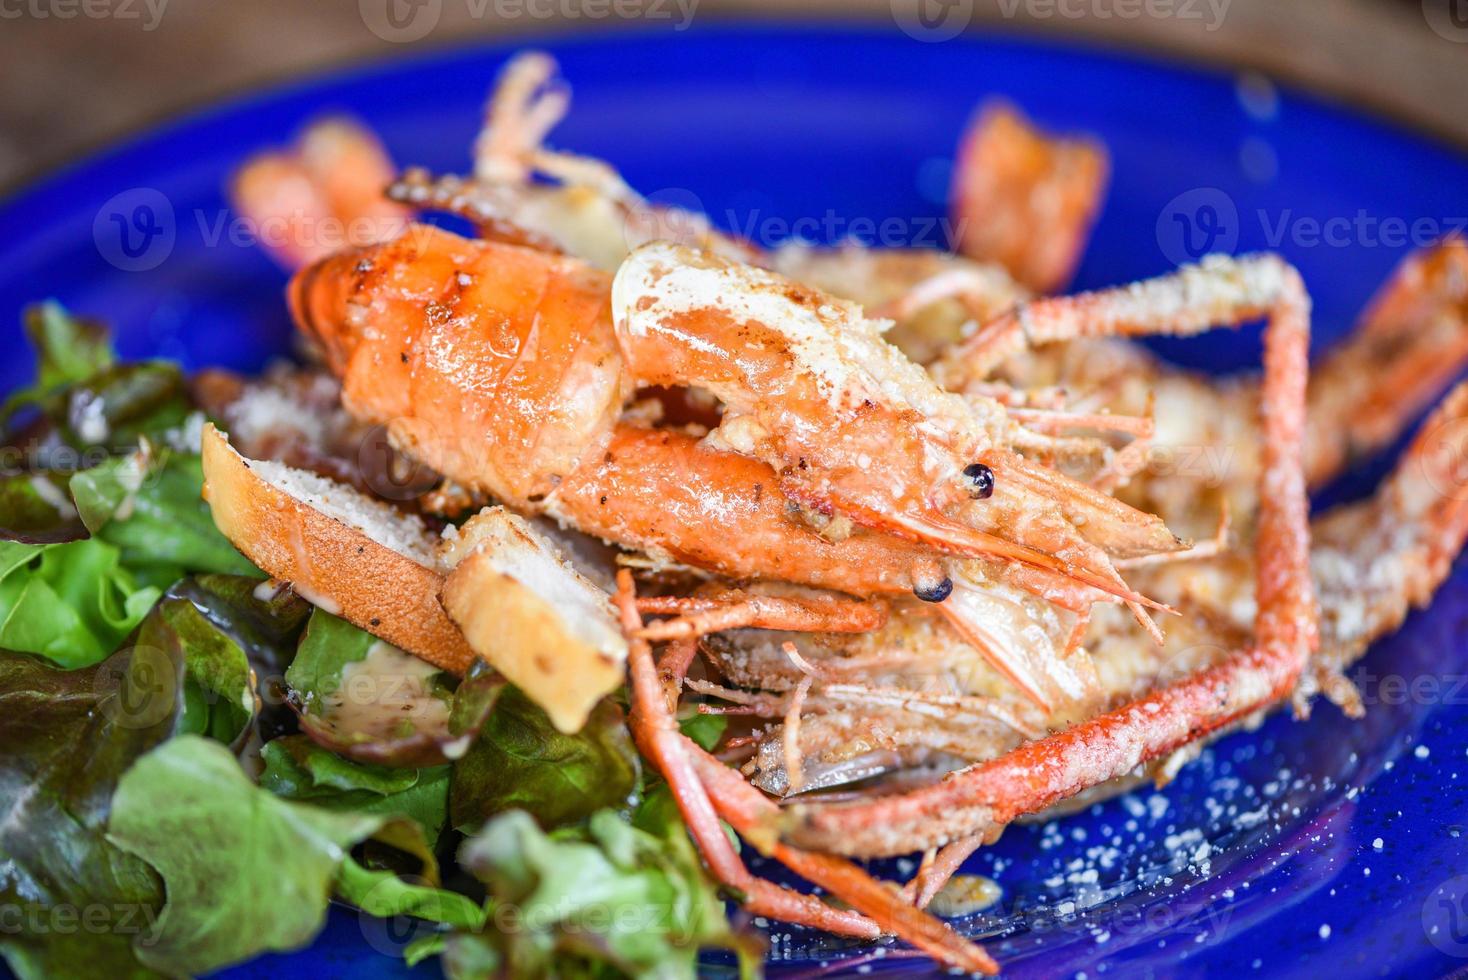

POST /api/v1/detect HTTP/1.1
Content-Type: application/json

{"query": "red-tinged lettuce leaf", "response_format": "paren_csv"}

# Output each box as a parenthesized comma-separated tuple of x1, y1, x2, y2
(4, 363, 191, 462)
(22, 302, 115, 392)
(49, 362, 192, 456)
(285, 610, 504, 767)
(0, 472, 87, 544)
(0, 571, 308, 973)
(449, 687, 640, 834)
(143, 575, 311, 745)
(0, 643, 189, 980)
(2, 305, 191, 487)
(163, 574, 309, 669)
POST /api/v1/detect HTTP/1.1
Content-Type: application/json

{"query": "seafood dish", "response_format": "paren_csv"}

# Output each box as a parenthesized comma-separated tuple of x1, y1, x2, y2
(4, 49, 1467, 979)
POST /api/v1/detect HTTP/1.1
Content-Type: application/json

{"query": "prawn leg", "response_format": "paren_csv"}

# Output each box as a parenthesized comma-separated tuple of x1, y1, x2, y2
(635, 587, 887, 642)
(786, 254, 1316, 856)
(934, 253, 1306, 384)
(686, 743, 999, 975)
(1306, 235, 1468, 483)
(1305, 379, 1468, 713)
(614, 572, 881, 939)
(616, 572, 999, 972)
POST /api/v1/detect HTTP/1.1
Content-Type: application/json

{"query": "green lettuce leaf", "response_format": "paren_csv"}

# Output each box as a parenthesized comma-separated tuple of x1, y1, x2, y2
(264, 734, 424, 795)
(678, 711, 727, 752)
(261, 739, 486, 961)
(0, 641, 193, 980)
(67, 450, 144, 533)
(443, 809, 751, 979)
(107, 735, 388, 976)
(0, 538, 160, 668)
(335, 856, 486, 934)
(71, 448, 256, 577)
(0, 442, 260, 671)
(261, 735, 450, 843)
(451, 686, 641, 834)
(335, 853, 487, 969)
(285, 606, 384, 703)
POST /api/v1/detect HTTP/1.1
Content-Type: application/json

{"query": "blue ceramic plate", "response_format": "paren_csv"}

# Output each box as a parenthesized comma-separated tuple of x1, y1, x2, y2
(3, 22, 1467, 980)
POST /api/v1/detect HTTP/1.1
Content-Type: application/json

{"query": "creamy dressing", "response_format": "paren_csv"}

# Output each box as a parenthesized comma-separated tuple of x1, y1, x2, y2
(286, 580, 342, 616)
(252, 579, 287, 602)
(320, 640, 452, 740)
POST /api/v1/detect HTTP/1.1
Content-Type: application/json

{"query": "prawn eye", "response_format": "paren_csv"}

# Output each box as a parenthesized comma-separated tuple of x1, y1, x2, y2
(962, 462, 995, 500)
(913, 576, 954, 603)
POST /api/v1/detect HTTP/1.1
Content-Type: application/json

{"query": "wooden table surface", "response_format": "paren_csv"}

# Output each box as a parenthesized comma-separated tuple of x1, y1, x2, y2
(1, 0, 1466, 191)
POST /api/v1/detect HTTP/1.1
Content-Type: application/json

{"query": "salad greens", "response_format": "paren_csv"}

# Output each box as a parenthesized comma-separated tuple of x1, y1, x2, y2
(0, 645, 172, 980)
(451, 687, 642, 834)
(0, 538, 160, 667)
(74, 450, 258, 579)
(146, 574, 312, 743)
(0, 302, 115, 422)
(434, 809, 753, 979)
(107, 735, 391, 976)
(261, 735, 452, 842)
(0, 472, 87, 544)
(0, 306, 747, 980)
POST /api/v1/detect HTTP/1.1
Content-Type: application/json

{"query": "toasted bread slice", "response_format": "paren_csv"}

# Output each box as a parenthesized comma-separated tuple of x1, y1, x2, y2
(441, 507, 626, 733)
(200, 423, 475, 673)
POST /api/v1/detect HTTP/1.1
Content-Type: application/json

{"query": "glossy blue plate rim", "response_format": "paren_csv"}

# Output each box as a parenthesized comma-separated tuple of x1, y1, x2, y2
(1, 21, 1466, 980)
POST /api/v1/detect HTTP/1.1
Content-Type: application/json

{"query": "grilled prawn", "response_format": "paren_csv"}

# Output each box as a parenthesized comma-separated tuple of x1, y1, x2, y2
(290, 224, 1184, 709)
(711, 379, 1468, 812)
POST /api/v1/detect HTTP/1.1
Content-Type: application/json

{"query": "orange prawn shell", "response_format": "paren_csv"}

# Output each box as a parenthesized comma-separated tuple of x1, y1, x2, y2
(290, 224, 628, 507)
